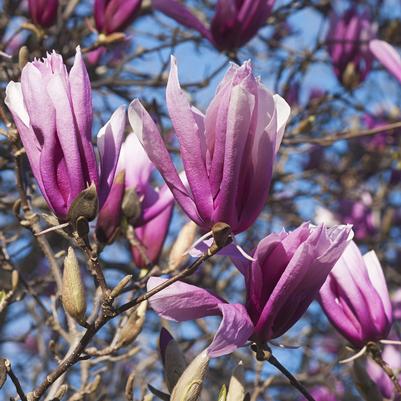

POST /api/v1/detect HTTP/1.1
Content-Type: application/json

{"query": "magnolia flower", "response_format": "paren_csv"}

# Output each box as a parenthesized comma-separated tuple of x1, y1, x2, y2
(96, 133, 174, 266)
(94, 0, 142, 35)
(152, 0, 275, 51)
(147, 223, 352, 357)
(318, 241, 392, 348)
(28, 0, 59, 28)
(5, 48, 126, 221)
(327, 8, 376, 89)
(129, 56, 290, 234)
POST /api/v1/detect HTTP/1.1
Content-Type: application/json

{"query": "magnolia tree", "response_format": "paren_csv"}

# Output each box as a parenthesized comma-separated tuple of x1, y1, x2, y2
(1, 0, 401, 400)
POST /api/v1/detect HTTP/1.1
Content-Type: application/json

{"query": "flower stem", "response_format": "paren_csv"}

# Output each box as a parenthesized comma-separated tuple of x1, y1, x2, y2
(367, 342, 401, 396)
(27, 224, 231, 401)
(252, 343, 316, 401)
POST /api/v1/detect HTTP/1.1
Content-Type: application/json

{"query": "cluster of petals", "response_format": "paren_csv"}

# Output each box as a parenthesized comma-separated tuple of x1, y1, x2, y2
(5, 48, 126, 221)
(318, 241, 392, 348)
(129, 56, 290, 234)
(147, 223, 353, 357)
(327, 7, 376, 88)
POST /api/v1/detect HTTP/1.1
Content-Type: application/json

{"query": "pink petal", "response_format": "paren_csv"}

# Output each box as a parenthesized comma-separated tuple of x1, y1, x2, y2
(369, 39, 401, 84)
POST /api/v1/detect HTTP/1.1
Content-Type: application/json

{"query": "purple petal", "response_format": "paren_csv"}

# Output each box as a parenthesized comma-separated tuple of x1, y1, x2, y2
(318, 240, 392, 347)
(103, 0, 142, 34)
(211, 84, 253, 227)
(369, 39, 401, 84)
(147, 277, 224, 320)
(97, 105, 126, 206)
(159, 327, 174, 365)
(211, 0, 274, 50)
(132, 200, 173, 268)
(208, 303, 254, 357)
(147, 278, 253, 357)
(46, 72, 85, 205)
(28, 0, 58, 27)
(94, 0, 106, 32)
(273, 94, 291, 153)
(96, 169, 125, 244)
(128, 99, 202, 225)
(5, 82, 41, 184)
(152, 0, 213, 43)
(166, 56, 213, 222)
(69, 47, 98, 188)
(123, 132, 154, 193)
(363, 250, 392, 323)
(141, 183, 174, 224)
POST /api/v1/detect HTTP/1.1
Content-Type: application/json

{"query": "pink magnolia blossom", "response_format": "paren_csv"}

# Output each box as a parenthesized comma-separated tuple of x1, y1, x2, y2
(28, 0, 58, 28)
(318, 241, 392, 348)
(147, 223, 352, 357)
(5, 48, 126, 220)
(94, 0, 142, 34)
(96, 133, 174, 266)
(129, 56, 290, 234)
(152, 0, 275, 51)
(327, 8, 376, 88)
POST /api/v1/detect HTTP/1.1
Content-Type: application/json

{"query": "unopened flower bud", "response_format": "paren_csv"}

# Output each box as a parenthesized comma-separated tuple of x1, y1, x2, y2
(114, 301, 147, 347)
(18, 46, 29, 70)
(122, 188, 142, 222)
(11, 270, 19, 291)
(53, 384, 68, 400)
(170, 349, 209, 401)
(67, 183, 99, 229)
(62, 247, 87, 324)
(168, 221, 197, 271)
(211, 222, 232, 252)
(110, 275, 133, 299)
(227, 361, 245, 401)
(342, 62, 360, 90)
(159, 328, 187, 392)
(218, 384, 227, 401)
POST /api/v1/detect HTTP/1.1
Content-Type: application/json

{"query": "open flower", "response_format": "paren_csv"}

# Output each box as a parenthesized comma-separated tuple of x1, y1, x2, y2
(129, 56, 290, 234)
(152, 0, 275, 52)
(318, 241, 392, 348)
(5, 48, 126, 221)
(147, 223, 352, 357)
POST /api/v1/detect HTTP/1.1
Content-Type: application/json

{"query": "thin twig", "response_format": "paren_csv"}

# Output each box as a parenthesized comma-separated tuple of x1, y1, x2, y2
(5, 359, 28, 401)
(367, 342, 401, 396)
(251, 344, 316, 401)
(283, 121, 401, 147)
(27, 237, 227, 401)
